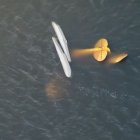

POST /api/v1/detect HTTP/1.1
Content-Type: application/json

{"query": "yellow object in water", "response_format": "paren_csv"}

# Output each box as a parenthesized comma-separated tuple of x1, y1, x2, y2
(107, 53, 128, 64)
(94, 38, 108, 48)
(93, 38, 110, 61)
(71, 38, 128, 64)
(72, 38, 110, 61)
(72, 47, 110, 58)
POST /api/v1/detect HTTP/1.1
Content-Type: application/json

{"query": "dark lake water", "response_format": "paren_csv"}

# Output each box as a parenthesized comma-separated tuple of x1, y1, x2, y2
(0, 0, 140, 139)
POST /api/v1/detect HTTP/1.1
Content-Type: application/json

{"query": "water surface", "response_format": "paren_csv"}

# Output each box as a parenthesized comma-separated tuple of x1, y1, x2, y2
(0, 0, 140, 140)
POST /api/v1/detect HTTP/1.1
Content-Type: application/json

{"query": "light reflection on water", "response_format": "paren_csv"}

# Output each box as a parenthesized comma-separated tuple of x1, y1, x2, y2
(45, 78, 68, 100)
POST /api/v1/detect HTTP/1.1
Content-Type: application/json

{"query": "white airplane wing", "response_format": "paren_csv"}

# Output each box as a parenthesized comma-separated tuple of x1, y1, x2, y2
(52, 37, 72, 78)
(52, 21, 71, 62)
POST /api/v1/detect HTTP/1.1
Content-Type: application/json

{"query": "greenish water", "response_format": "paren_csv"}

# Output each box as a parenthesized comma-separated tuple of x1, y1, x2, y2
(0, 0, 140, 140)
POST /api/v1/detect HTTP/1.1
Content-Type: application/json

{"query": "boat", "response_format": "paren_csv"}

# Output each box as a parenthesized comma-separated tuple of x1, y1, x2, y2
(52, 37, 72, 77)
(52, 21, 71, 62)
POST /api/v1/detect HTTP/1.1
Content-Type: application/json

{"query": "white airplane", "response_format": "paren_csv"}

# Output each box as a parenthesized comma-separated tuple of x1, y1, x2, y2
(52, 37, 72, 78)
(52, 21, 71, 62)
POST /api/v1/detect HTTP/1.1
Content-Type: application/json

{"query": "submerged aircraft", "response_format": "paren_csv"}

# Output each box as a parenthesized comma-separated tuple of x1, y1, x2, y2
(52, 37, 72, 78)
(52, 21, 71, 62)
(51, 21, 128, 77)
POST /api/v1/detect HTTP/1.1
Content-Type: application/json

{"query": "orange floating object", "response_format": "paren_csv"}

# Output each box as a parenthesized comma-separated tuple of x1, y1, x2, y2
(72, 48, 110, 57)
(93, 38, 110, 61)
(72, 47, 110, 58)
(94, 38, 108, 48)
(107, 53, 128, 64)
(93, 49, 108, 61)
(72, 49, 94, 58)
